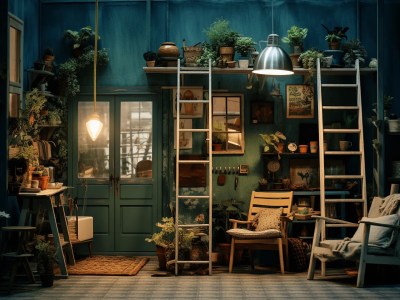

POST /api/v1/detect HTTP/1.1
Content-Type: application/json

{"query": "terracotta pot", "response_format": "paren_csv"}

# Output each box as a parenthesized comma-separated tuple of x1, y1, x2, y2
(158, 42, 180, 58)
(146, 60, 156, 67)
(38, 175, 50, 190)
(219, 46, 234, 62)
(277, 143, 285, 153)
(156, 246, 167, 270)
(290, 53, 301, 67)
(328, 41, 340, 50)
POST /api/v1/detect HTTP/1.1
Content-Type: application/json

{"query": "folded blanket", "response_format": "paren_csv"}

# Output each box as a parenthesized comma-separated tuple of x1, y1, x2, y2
(333, 237, 361, 260)
(379, 194, 400, 216)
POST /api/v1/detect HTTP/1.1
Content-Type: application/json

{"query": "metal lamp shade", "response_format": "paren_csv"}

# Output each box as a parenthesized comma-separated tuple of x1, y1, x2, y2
(252, 34, 294, 76)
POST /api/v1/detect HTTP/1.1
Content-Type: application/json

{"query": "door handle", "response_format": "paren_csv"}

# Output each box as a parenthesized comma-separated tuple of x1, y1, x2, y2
(109, 174, 114, 188)
(115, 176, 120, 196)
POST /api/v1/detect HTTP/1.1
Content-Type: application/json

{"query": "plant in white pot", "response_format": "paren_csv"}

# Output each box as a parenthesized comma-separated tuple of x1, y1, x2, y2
(235, 36, 256, 68)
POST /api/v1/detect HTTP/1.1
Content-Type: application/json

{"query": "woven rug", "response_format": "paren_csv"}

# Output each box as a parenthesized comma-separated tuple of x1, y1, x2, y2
(67, 255, 149, 276)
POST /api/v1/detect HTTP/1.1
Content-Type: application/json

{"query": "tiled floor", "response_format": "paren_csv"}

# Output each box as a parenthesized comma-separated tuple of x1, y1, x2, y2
(1, 257, 400, 299)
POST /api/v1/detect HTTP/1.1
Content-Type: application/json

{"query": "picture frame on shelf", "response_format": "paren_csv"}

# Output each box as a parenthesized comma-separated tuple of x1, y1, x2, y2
(286, 84, 314, 118)
(172, 86, 203, 118)
(251, 101, 274, 124)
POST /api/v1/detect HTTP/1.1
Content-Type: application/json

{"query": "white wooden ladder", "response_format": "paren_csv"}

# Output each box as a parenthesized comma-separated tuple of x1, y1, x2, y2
(317, 58, 367, 239)
(175, 59, 213, 275)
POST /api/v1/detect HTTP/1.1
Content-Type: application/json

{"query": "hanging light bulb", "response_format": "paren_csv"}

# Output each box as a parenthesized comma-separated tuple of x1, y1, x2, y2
(252, 0, 293, 76)
(86, 0, 103, 141)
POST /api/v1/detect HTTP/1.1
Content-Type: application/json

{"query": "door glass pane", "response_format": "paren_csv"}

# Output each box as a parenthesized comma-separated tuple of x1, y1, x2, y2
(77, 102, 109, 178)
(9, 26, 21, 84)
(120, 101, 152, 178)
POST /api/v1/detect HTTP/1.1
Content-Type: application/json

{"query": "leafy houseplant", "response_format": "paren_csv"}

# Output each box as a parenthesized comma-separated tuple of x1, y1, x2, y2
(64, 26, 97, 57)
(322, 25, 349, 49)
(35, 236, 57, 287)
(342, 39, 368, 67)
(299, 49, 323, 71)
(204, 18, 239, 62)
(143, 51, 157, 67)
(235, 36, 256, 57)
(196, 43, 217, 67)
(282, 25, 308, 53)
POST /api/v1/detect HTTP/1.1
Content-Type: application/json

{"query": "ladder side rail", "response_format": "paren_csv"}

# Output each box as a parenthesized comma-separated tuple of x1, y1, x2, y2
(175, 59, 181, 275)
(317, 58, 327, 240)
(356, 59, 368, 217)
(208, 59, 213, 274)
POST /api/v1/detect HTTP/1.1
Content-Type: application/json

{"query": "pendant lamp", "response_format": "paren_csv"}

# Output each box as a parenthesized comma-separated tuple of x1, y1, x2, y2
(86, 0, 103, 141)
(252, 0, 293, 76)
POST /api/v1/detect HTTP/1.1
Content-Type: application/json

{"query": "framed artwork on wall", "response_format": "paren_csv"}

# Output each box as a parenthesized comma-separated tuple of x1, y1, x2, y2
(172, 86, 203, 118)
(251, 101, 274, 124)
(174, 119, 192, 149)
(286, 84, 314, 118)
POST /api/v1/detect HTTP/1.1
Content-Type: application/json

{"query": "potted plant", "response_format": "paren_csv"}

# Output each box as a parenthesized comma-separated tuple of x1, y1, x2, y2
(342, 39, 368, 67)
(35, 236, 57, 287)
(322, 25, 349, 50)
(212, 132, 225, 151)
(64, 26, 97, 58)
(282, 25, 308, 67)
(260, 131, 286, 158)
(298, 49, 323, 72)
(204, 18, 239, 63)
(235, 36, 256, 68)
(145, 216, 195, 271)
(143, 51, 157, 67)
(196, 43, 217, 67)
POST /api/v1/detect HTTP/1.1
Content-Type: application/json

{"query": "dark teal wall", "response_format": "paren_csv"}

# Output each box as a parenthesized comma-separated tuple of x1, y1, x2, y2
(5, 0, 400, 211)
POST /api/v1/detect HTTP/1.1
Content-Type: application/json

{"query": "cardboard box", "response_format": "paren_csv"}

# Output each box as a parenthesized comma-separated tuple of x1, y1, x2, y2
(66, 216, 93, 241)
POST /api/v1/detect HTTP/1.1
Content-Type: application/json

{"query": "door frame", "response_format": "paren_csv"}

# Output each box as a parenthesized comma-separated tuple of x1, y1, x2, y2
(69, 89, 162, 255)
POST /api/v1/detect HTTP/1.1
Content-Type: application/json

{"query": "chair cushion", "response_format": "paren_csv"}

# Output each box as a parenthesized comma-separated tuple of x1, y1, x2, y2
(253, 207, 283, 231)
(227, 228, 281, 239)
(351, 214, 399, 248)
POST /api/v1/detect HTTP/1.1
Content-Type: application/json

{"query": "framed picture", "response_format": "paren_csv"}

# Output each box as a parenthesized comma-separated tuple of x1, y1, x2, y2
(251, 101, 274, 124)
(286, 84, 314, 118)
(172, 86, 203, 118)
(174, 119, 192, 149)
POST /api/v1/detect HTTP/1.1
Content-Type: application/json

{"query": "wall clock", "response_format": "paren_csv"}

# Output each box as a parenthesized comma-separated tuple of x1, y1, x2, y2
(288, 142, 298, 153)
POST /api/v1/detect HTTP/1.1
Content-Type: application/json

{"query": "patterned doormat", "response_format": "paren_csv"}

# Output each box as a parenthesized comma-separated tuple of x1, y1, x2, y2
(67, 255, 149, 276)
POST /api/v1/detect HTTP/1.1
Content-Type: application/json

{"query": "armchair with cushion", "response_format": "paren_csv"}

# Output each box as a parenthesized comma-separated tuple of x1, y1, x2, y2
(307, 193, 400, 287)
(226, 191, 293, 274)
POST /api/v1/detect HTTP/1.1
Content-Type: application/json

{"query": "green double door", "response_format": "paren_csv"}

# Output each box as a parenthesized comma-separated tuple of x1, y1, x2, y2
(72, 93, 161, 254)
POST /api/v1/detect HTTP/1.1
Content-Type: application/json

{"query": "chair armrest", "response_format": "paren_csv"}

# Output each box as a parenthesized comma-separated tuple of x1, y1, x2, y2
(229, 219, 252, 225)
(361, 219, 400, 230)
(311, 215, 356, 225)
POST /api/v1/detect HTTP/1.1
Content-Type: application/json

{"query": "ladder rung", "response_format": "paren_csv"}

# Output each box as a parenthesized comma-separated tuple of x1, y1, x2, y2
(178, 160, 209, 164)
(178, 224, 210, 228)
(177, 195, 210, 199)
(325, 175, 363, 179)
(322, 106, 359, 110)
(176, 260, 210, 264)
(179, 128, 210, 133)
(325, 198, 366, 203)
(323, 129, 361, 133)
(178, 99, 210, 103)
(322, 83, 358, 88)
(326, 223, 359, 228)
(324, 151, 362, 155)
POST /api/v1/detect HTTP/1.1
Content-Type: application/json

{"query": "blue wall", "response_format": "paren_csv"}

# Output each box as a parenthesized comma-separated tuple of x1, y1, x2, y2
(8, 0, 400, 210)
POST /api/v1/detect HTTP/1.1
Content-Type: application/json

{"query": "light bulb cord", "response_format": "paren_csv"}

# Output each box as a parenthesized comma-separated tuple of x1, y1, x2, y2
(93, 0, 98, 113)
(271, 0, 274, 34)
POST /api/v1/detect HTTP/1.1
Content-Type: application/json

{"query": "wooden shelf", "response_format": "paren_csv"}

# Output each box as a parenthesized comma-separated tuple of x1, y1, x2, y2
(143, 66, 377, 76)
(262, 152, 318, 158)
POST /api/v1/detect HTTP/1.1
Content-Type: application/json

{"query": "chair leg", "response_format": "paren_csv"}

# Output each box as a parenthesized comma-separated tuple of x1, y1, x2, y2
(229, 238, 236, 273)
(278, 239, 284, 274)
(307, 254, 317, 280)
(284, 241, 289, 271)
(249, 249, 255, 270)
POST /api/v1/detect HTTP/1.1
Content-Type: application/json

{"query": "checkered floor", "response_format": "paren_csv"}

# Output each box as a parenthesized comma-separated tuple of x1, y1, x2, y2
(1, 257, 400, 299)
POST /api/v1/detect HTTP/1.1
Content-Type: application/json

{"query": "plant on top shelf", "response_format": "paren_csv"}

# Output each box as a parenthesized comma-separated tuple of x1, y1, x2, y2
(143, 51, 157, 62)
(281, 25, 308, 54)
(235, 36, 256, 58)
(322, 24, 349, 50)
(342, 39, 368, 67)
(64, 26, 97, 58)
(196, 43, 217, 67)
(298, 48, 323, 71)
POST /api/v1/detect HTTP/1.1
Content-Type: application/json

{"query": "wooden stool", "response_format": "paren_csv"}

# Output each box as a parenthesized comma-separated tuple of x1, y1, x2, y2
(1, 226, 36, 291)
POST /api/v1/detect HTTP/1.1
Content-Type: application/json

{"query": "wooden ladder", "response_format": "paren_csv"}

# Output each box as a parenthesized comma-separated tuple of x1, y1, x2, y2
(317, 58, 367, 240)
(175, 59, 213, 275)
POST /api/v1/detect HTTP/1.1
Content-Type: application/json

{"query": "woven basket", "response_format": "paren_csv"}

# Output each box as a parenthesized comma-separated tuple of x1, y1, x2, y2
(183, 46, 203, 66)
